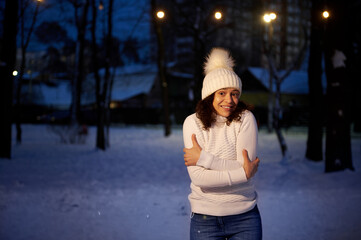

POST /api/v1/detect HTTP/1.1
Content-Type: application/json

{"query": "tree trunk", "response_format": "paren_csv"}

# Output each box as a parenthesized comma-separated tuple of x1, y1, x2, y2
(273, 78, 288, 160)
(105, 68, 116, 147)
(15, 49, 26, 144)
(275, 128, 288, 161)
(103, 0, 114, 147)
(267, 72, 274, 133)
(96, 104, 106, 150)
(305, 0, 324, 161)
(151, 0, 171, 137)
(91, 0, 114, 150)
(14, 0, 41, 144)
(71, 0, 89, 127)
(323, 0, 354, 172)
(90, 0, 104, 150)
(325, 65, 353, 172)
(0, 0, 18, 159)
(192, 36, 205, 107)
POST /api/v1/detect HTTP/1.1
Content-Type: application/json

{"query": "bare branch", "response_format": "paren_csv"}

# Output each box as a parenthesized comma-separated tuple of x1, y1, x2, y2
(279, 26, 309, 82)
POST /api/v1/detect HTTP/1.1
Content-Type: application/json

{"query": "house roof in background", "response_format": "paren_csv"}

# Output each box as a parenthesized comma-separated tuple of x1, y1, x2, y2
(111, 64, 157, 101)
(38, 82, 72, 107)
(248, 67, 307, 94)
(91, 64, 157, 102)
(248, 67, 327, 94)
(21, 64, 157, 107)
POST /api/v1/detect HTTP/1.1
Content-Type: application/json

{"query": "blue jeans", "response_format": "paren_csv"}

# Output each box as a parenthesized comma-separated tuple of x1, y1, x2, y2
(190, 205, 262, 240)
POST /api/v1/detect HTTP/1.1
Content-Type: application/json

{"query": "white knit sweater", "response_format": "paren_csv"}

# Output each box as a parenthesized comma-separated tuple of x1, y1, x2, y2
(183, 110, 258, 216)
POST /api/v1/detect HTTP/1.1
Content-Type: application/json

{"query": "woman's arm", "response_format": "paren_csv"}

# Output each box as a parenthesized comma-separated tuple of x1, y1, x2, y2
(236, 111, 260, 179)
(236, 111, 258, 165)
(184, 111, 259, 171)
(183, 116, 248, 188)
(184, 133, 242, 170)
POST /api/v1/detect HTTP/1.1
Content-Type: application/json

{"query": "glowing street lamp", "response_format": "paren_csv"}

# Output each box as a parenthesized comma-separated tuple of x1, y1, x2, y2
(13, 70, 18, 76)
(322, 10, 330, 19)
(98, 1, 104, 10)
(156, 10, 165, 19)
(263, 12, 277, 23)
(263, 12, 277, 41)
(214, 11, 222, 20)
(269, 12, 277, 20)
(263, 12, 277, 43)
(263, 14, 271, 23)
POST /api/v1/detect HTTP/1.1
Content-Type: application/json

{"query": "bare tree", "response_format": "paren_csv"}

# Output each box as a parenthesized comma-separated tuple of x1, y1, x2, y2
(264, 26, 308, 160)
(69, 0, 90, 128)
(0, 0, 18, 158)
(305, 0, 324, 162)
(323, 0, 354, 172)
(14, 0, 43, 144)
(46, 0, 91, 144)
(90, 0, 114, 150)
(261, 0, 309, 160)
(151, 0, 171, 136)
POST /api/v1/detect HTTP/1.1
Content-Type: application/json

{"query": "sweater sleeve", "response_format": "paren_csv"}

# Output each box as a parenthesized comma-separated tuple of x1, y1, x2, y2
(236, 111, 258, 165)
(197, 150, 242, 170)
(183, 115, 248, 188)
(196, 111, 258, 171)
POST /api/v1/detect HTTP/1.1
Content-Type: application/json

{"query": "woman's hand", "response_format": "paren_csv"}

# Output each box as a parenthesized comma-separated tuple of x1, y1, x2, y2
(183, 134, 202, 166)
(242, 149, 260, 179)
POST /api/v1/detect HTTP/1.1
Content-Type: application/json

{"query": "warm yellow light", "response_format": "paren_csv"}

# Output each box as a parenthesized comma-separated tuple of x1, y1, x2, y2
(156, 11, 165, 19)
(98, 1, 104, 10)
(270, 12, 277, 20)
(264, 12, 277, 23)
(263, 14, 271, 23)
(214, 11, 222, 20)
(110, 102, 117, 109)
(13, 70, 18, 76)
(322, 10, 329, 19)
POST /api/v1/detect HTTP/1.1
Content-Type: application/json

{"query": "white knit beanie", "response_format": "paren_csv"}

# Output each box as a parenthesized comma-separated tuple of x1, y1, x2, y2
(201, 48, 242, 100)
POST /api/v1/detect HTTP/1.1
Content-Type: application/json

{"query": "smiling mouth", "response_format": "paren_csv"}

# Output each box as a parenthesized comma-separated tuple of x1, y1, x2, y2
(221, 106, 234, 110)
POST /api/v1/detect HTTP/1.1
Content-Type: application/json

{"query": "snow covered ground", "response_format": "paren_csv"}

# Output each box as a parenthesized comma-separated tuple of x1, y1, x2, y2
(0, 124, 360, 240)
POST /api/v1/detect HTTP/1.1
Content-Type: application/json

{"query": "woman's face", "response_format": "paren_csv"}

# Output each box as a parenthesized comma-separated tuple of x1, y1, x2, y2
(212, 88, 240, 117)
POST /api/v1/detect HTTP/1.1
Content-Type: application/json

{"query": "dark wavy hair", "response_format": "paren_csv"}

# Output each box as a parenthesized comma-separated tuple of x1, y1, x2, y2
(195, 93, 253, 130)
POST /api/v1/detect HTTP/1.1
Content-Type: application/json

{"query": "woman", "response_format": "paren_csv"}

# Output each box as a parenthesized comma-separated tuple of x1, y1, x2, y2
(183, 48, 262, 240)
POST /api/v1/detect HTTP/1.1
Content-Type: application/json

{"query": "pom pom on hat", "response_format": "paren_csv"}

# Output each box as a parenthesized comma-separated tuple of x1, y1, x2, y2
(201, 48, 242, 99)
(204, 48, 235, 75)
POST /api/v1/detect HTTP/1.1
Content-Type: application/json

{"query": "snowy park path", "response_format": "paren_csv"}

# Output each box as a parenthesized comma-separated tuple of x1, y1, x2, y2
(1, 124, 360, 240)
